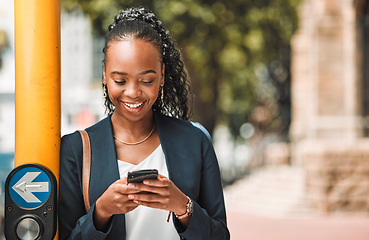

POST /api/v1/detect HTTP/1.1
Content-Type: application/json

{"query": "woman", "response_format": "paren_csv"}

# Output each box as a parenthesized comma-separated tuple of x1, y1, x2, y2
(59, 7, 229, 240)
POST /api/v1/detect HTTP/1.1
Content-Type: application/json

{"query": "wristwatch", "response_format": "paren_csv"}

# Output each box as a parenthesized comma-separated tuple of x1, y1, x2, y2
(175, 196, 193, 220)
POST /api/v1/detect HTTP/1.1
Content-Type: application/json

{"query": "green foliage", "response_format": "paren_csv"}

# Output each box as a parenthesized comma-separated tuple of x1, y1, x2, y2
(61, 0, 301, 138)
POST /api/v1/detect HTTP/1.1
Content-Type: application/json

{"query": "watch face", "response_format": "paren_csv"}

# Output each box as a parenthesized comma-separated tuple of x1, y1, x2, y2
(188, 201, 194, 214)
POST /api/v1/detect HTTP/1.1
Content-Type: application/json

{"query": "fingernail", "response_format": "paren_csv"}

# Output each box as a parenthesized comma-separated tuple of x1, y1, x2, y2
(128, 183, 135, 188)
(143, 180, 149, 184)
(128, 194, 134, 199)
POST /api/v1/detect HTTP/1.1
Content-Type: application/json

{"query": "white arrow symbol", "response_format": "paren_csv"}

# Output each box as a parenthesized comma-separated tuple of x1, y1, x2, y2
(12, 172, 49, 203)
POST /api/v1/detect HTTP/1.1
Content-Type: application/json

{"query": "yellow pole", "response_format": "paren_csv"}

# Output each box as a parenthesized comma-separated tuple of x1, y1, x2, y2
(15, 1, 60, 238)
(14, 0, 60, 173)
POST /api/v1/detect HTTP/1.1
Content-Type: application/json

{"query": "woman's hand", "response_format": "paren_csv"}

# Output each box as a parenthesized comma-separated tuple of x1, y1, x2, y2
(127, 174, 191, 227)
(93, 177, 140, 231)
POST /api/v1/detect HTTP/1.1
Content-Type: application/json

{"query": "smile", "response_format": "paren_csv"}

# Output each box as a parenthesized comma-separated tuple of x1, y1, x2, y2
(123, 102, 144, 109)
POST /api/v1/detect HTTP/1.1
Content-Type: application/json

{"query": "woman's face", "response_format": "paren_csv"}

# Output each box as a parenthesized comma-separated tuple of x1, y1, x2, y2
(103, 39, 164, 122)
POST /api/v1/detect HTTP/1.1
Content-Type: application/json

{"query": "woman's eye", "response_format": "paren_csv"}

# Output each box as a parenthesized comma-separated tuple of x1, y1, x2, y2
(140, 79, 154, 85)
(114, 80, 126, 85)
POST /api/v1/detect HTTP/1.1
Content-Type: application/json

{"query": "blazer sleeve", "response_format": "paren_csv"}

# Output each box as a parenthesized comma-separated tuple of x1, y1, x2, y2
(174, 126, 230, 240)
(58, 133, 113, 240)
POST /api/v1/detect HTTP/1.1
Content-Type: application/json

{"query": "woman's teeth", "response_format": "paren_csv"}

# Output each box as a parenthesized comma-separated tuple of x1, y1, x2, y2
(124, 102, 143, 109)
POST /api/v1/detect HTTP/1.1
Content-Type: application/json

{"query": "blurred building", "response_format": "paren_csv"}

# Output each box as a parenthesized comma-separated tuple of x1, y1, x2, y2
(61, 10, 105, 135)
(290, 0, 369, 213)
(0, 0, 14, 153)
(0, 7, 105, 149)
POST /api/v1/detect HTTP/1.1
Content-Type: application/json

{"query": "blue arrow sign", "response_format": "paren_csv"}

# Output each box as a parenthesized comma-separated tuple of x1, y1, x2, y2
(8, 166, 51, 209)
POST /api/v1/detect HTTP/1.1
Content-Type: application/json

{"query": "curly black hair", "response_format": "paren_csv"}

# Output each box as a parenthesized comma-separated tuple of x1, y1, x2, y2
(102, 7, 192, 120)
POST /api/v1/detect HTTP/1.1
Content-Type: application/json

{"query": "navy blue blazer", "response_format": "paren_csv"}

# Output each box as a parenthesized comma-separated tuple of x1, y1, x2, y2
(58, 112, 230, 240)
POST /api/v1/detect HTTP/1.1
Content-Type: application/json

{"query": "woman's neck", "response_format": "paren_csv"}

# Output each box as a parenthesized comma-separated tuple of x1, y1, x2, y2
(111, 111, 155, 140)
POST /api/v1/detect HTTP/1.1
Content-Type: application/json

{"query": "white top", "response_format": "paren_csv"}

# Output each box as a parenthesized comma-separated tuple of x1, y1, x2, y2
(117, 145, 180, 240)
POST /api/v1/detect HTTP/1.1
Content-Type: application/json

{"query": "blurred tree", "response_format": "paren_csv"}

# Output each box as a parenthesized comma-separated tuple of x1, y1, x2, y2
(62, 0, 300, 139)
(0, 30, 9, 69)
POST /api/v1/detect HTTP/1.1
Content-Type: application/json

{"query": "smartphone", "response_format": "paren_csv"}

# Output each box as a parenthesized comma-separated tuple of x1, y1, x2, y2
(127, 169, 158, 183)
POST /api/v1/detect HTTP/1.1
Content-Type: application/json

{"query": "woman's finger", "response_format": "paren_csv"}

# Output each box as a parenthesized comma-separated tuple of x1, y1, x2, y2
(128, 182, 169, 196)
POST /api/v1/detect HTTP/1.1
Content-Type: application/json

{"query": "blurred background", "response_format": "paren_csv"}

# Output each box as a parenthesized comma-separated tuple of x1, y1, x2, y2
(1, 0, 369, 239)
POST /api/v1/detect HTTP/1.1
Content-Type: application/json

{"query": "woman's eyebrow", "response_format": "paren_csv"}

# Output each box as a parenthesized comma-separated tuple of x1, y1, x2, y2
(110, 70, 157, 76)
(111, 71, 128, 75)
(138, 70, 157, 75)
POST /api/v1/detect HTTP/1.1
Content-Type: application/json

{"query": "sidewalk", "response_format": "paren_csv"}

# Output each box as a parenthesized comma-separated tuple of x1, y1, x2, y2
(227, 211, 369, 240)
(224, 166, 369, 240)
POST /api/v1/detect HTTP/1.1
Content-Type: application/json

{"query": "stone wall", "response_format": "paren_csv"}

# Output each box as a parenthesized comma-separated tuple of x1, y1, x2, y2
(299, 139, 369, 213)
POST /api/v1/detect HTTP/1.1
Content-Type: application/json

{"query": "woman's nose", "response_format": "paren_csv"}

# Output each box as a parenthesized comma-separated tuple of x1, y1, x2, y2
(124, 82, 141, 98)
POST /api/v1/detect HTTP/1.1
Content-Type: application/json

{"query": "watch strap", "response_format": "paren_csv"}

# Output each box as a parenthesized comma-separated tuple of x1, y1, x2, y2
(175, 196, 193, 219)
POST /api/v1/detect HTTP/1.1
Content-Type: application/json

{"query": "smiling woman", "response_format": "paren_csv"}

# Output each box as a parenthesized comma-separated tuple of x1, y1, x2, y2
(103, 39, 164, 125)
(58, 7, 229, 240)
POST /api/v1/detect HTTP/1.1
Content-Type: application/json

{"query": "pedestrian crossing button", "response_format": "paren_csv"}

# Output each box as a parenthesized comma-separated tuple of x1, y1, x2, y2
(16, 217, 40, 240)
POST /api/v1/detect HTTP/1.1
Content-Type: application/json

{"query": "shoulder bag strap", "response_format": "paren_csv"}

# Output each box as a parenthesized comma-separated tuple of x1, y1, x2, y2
(77, 130, 91, 212)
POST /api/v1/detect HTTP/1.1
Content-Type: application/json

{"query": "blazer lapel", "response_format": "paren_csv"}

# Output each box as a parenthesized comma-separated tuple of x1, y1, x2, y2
(154, 112, 201, 200)
(154, 112, 188, 189)
(87, 115, 120, 204)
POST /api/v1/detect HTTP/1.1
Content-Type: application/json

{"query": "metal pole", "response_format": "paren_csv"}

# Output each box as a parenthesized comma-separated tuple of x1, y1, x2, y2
(14, 0, 60, 173)
(14, 1, 60, 238)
